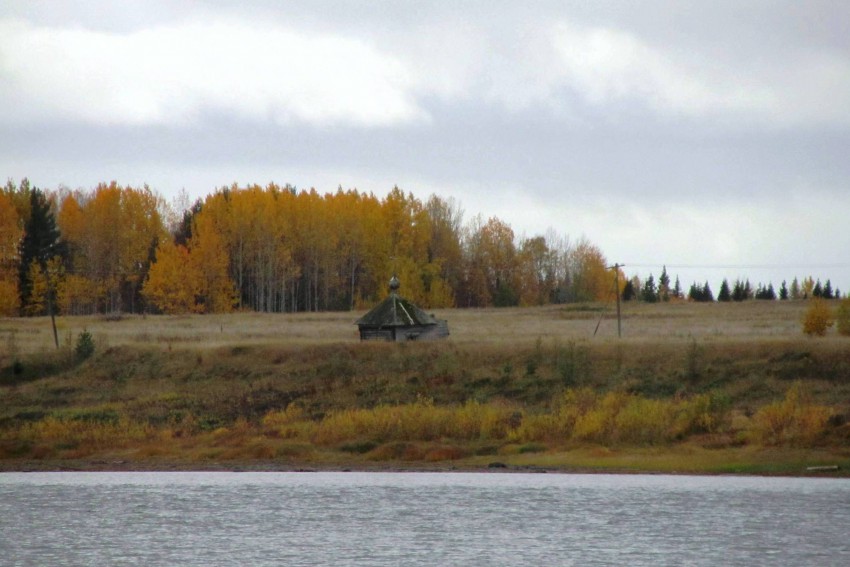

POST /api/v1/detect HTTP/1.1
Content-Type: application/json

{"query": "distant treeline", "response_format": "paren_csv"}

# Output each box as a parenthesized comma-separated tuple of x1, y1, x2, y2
(2, 179, 620, 316)
(624, 266, 843, 303)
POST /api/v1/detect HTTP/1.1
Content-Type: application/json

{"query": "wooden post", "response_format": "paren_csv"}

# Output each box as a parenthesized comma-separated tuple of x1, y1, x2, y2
(45, 267, 59, 349)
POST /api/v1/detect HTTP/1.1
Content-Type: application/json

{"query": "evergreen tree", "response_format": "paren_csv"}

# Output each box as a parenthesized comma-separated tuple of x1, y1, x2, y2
(18, 188, 65, 347)
(659, 265, 670, 302)
(779, 280, 788, 300)
(673, 276, 682, 299)
(642, 274, 657, 303)
(688, 282, 700, 301)
(813, 280, 823, 298)
(173, 198, 203, 247)
(753, 283, 777, 300)
(790, 277, 800, 300)
(732, 279, 746, 302)
(702, 281, 714, 302)
(757, 283, 777, 300)
(823, 279, 833, 299)
(744, 279, 753, 299)
(688, 282, 713, 302)
(718, 279, 731, 302)
(622, 279, 636, 301)
(18, 188, 64, 314)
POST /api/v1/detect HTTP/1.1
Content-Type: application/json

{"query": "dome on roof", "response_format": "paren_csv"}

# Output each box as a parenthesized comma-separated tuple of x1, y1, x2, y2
(389, 274, 400, 292)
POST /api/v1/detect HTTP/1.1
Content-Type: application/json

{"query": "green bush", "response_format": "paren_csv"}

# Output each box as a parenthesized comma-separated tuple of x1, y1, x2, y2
(75, 330, 95, 360)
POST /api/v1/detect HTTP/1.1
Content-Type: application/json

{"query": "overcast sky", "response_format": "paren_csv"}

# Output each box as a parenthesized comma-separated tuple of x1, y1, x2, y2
(2, 1, 849, 293)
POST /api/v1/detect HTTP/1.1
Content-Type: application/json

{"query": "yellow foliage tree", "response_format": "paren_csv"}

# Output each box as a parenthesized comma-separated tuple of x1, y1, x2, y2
(143, 242, 202, 314)
(0, 192, 21, 314)
(58, 182, 167, 313)
(802, 299, 833, 336)
(57, 274, 99, 315)
(0, 279, 18, 316)
(22, 257, 64, 316)
(189, 211, 237, 313)
(569, 238, 611, 302)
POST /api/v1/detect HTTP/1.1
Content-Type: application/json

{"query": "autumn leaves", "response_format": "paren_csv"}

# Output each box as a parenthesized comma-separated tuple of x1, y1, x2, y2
(3, 180, 615, 315)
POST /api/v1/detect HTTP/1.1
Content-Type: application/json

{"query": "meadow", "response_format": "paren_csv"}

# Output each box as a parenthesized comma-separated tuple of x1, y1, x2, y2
(1, 300, 849, 474)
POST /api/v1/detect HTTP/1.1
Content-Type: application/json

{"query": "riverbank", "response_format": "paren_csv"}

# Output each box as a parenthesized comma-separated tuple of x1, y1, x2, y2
(2, 445, 848, 477)
(2, 302, 849, 475)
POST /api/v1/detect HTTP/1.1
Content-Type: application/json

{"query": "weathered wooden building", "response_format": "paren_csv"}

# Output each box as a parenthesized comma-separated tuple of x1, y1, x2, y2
(356, 276, 450, 341)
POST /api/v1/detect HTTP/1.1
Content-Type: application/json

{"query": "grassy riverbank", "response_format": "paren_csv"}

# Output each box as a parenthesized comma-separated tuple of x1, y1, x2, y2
(2, 301, 849, 475)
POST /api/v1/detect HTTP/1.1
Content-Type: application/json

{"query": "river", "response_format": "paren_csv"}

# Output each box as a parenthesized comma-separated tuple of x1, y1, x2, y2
(1, 472, 849, 566)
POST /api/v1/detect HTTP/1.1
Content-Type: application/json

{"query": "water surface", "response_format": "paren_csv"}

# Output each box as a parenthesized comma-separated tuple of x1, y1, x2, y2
(2, 472, 848, 566)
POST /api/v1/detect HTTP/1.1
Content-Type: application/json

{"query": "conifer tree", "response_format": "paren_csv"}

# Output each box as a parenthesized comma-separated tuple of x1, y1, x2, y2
(758, 283, 777, 300)
(718, 279, 731, 302)
(702, 281, 714, 302)
(659, 266, 670, 302)
(18, 188, 64, 346)
(622, 279, 636, 301)
(779, 280, 788, 300)
(823, 280, 833, 299)
(732, 279, 746, 302)
(18, 188, 64, 314)
(813, 280, 823, 298)
(642, 274, 657, 303)
(688, 282, 713, 302)
(790, 277, 800, 300)
(673, 276, 682, 299)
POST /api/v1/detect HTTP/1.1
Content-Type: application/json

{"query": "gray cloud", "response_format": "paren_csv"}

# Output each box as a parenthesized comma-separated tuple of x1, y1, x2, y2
(2, 0, 849, 290)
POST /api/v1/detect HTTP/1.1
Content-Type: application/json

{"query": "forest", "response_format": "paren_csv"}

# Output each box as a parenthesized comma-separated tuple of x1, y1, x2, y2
(1, 179, 617, 316)
(3, 178, 845, 318)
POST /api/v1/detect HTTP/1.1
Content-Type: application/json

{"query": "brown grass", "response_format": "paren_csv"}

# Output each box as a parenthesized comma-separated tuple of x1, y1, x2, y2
(2, 300, 843, 358)
(1, 300, 849, 473)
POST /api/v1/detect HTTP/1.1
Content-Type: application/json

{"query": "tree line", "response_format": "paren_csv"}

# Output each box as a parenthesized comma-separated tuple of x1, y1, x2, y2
(624, 266, 843, 304)
(2, 179, 618, 316)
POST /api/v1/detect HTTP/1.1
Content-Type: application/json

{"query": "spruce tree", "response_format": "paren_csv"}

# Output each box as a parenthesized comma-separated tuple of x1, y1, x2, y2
(659, 266, 670, 302)
(18, 188, 63, 313)
(688, 282, 700, 301)
(766, 283, 776, 300)
(18, 188, 65, 346)
(702, 281, 714, 302)
(823, 280, 833, 299)
(790, 277, 800, 300)
(642, 274, 657, 303)
(673, 276, 682, 299)
(813, 280, 823, 298)
(732, 279, 745, 302)
(622, 279, 636, 301)
(779, 280, 788, 300)
(718, 279, 731, 302)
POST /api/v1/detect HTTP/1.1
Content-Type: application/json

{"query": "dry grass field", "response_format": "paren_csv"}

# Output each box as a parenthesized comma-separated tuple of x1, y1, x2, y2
(1, 300, 849, 474)
(0, 299, 834, 356)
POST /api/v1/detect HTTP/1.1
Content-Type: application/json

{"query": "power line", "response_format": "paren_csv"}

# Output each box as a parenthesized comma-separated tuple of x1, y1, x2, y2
(625, 263, 850, 270)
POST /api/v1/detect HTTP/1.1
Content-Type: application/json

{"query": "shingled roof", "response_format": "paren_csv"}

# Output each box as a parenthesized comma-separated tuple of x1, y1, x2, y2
(355, 275, 438, 328)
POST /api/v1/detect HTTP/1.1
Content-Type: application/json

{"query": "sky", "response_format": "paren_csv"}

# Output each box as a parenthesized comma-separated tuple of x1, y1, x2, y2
(2, 0, 849, 293)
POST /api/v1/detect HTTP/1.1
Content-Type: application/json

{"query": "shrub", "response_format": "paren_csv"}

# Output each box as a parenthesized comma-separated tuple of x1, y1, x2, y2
(750, 382, 832, 445)
(802, 299, 833, 336)
(75, 330, 95, 360)
(836, 298, 850, 337)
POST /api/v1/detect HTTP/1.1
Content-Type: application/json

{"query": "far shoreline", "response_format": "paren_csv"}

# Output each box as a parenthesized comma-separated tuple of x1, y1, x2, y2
(1, 458, 846, 479)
